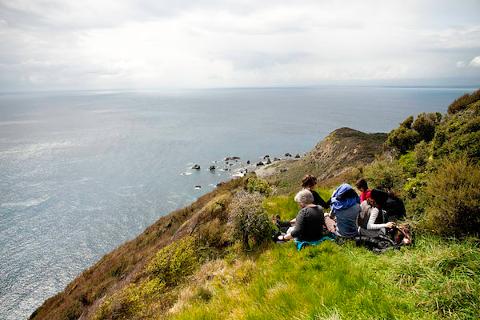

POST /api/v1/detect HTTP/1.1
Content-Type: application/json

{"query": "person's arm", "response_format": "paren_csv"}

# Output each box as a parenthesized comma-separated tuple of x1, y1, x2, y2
(312, 190, 329, 209)
(367, 207, 394, 230)
(317, 197, 329, 209)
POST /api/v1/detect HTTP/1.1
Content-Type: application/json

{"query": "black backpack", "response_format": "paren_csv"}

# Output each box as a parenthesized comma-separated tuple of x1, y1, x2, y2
(384, 195, 406, 221)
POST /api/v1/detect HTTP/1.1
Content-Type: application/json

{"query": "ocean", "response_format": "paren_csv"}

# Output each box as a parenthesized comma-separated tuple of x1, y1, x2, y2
(0, 86, 475, 319)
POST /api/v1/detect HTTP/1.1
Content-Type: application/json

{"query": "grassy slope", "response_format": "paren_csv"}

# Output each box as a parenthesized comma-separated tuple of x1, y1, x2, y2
(169, 194, 480, 320)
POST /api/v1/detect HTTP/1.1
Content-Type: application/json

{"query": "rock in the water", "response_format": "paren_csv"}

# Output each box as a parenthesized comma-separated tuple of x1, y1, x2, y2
(224, 156, 240, 161)
(285, 153, 292, 157)
(273, 157, 280, 161)
(256, 161, 264, 166)
(266, 158, 272, 164)
(246, 160, 250, 164)
(209, 165, 216, 171)
(194, 185, 202, 189)
(295, 154, 301, 158)
(263, 155, 270, 159)
(192, 164, 201, 170)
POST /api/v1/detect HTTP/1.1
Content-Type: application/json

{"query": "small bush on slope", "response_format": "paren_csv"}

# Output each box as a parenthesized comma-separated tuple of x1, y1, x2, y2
(229, 191, 274, 251)
(94, 237, 201, 320)
(245, 176, 272, 196)
(419, 158, 480, 237)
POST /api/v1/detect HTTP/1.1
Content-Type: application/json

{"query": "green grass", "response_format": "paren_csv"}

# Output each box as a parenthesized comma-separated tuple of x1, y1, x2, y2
(170, 236, 479, 320)
(264, 188, 333, 221)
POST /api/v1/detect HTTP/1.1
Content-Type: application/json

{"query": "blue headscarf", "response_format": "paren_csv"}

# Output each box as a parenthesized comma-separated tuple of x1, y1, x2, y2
(331, 183, 360, 212)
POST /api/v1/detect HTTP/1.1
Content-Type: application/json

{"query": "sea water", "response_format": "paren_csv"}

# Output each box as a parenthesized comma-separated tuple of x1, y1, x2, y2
(0, 86, 474, 319)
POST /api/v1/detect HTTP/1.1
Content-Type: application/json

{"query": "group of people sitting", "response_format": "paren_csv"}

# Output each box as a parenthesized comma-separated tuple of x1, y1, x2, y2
(274, 175, 410, 250)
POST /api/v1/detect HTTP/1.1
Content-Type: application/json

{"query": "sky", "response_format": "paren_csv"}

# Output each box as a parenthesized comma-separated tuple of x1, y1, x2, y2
(0, 0, 479, 91)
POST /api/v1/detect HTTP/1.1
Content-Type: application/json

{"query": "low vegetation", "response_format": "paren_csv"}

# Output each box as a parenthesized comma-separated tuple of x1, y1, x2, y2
(31, 90, 480, 320)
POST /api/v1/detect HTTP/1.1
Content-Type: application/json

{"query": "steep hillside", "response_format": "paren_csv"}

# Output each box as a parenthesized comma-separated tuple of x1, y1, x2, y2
(29, 179, 245, 320)
(263, 127, 388, 193)
(30, 127, 386, 320)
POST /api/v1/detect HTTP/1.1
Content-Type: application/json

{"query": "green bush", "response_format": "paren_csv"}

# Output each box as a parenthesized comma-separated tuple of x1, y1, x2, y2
(413, 140, 430, 171)
(411, 112, 442, 142)
(93, 278, 165, 320)
(403, 173, 427, 199)
(229, 191, 274, 250)
(245, 176, 272, 195)
(363, 159, 406, 192)
(420, 158, 480, 237)
(398, 152, 417, 177)
(146, 236, 200, 286)
(433, 108, 480, 162)
(386, 125, 421, 154)
(400, 115, 414, 129)
(447, 89, 480, 114)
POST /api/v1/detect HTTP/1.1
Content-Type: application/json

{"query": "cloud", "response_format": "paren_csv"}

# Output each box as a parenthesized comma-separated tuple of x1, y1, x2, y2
(0, 0, 479, 90)
(469, 56, 480, 67)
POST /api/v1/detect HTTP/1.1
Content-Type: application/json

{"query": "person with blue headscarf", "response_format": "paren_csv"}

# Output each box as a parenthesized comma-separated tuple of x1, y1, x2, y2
(325, 183, 360, 237)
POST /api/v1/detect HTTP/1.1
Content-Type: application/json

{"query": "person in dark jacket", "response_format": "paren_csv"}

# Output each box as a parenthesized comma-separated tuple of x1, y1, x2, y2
(278, 189, 325, 242)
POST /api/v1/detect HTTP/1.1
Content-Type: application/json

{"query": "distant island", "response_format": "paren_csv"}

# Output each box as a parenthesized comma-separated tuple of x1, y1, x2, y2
(31, 89, 480, 320)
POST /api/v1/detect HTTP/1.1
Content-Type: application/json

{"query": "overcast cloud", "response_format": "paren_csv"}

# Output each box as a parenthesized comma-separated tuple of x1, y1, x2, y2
(0, 0, 479, 91)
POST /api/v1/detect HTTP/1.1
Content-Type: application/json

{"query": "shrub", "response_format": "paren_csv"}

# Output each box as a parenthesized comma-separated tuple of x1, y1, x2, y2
(411, 112, 442, 142)
(386, 126, 421, 154)
(403, 173, 427, 199)
(93, 278, 165, 320)
(197, 218, 228, 249)
(398, 152, 417, 177)
(400, 115, 414, 129)
(413, 140, 430, 171)
(433, 108, 480, 162)
(146, 236, 200, 286)
(245, 176, 272, 195)
(419, 158, 480, 237)
(447, 89, 480, 114)
(229, 191, 274, 250)
(363, 159, 406, 192)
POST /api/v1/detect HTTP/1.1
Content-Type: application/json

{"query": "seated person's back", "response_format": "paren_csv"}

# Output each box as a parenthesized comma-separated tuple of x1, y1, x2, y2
(291, 205, 325, 242)
(330, 183, 360, 237)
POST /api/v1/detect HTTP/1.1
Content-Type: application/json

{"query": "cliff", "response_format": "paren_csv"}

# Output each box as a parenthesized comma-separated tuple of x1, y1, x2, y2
(30, 127, 386, 320)
(29, 89, 480, 320)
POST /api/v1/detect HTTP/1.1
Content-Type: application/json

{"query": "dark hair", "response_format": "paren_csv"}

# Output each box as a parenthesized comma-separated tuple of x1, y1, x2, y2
(370, 189, 388, 206)
(355, 178, 368, 190)
(301, 175, 317, 188)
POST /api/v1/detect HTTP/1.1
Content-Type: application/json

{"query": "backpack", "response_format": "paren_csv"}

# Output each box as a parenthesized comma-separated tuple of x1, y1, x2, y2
(384, 195, 406, 221)
(355, 224, 412, 253)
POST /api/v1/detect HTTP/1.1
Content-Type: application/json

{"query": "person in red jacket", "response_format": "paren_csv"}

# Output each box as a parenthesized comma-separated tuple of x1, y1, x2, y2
(355, 178, 370, 203)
